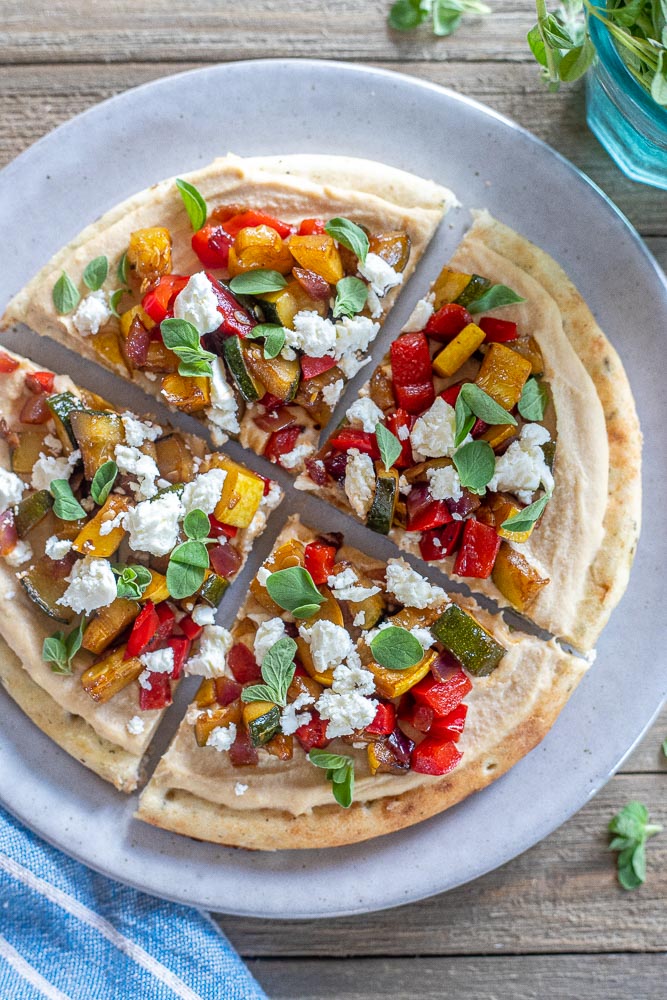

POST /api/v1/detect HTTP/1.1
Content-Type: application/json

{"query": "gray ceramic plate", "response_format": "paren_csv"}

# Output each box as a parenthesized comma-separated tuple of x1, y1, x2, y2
(0, 60, 665, 919)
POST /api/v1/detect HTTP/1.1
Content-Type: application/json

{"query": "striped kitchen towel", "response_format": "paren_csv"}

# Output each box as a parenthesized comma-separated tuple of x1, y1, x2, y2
(0, 805, 267, 1000)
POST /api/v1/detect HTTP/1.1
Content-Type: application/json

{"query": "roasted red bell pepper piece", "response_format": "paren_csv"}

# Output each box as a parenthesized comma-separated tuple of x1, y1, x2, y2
(411, 737, 463, 775)
(429, 703, 468, 742)
(167, 636, 191, 679)
(298, 218, 326, 235)
(215, 675, 243, 706)
(407, 486, 453, 533)
(385, 409, 415, 467)
(19, 393, 51, 425)
(327, 428, 380, 460)
(440, 383, 462, 407)
(139, 671, 172, 711)
(205, 274, 257, 339)
(229, 725, 259, 767)
(398, 694, 434, 733)
(453, 519, 501, 579)
(125, 601, 159, 658)
(479, 317, 518, 342)
(221, 210, 293, 239)
(191, 222, 234, 268)
(146, 602, 176, 651)
(208, 514, 238, 539)
(300, 355, 338, 380)
(295, 712, 330, 751)
(419, 521, 464, 561)
(0, 352, 19, 374)
(227, 642, 262, 684)
(390, 332, 432, 387)
(264, 425, 302, 463)
(411, 669, 472, 718)
(425, 303, 472, 341)
(366, 701, 396, 736)
(142, 275, 189, 323)
(394, 381, 435, 414)
(304, 541, 337, 586)
(24, 371, 55, 394)
(178, 614, 203, 641)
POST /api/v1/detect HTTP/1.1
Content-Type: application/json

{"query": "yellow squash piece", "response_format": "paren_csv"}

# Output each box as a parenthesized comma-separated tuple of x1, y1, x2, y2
(127, 226, 172, 292)
(140, 570, 170, 604)
(81, 644, 143, 703)
(432, 323, 486, 378)
(432, 267, 472, 309)
(368, 231, 411, 272)
(260, 279, 327, 329)
(161, 374, 210, 413)
(82, 598, 140, 655)
(296, 587, 345, 686)
(72, 495, 130, 557)
(475, 343, 532, 411)
(194, 701, 242, 747)
(489, 495, 535, 543)
(208, 456, 264, 528)
(119, 304, 155, 339)
(479, 423, 517, 451)
(492, 543, 550, 612)
(69, 410, 124, 481)
(228, 225, 294, 275)
(368, 649, 438, 700)
(288, 234, 344, 283)
(91, 329, 129, 374)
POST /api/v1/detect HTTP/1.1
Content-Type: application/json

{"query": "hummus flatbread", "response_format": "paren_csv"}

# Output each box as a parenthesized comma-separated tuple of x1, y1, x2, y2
(296, 212, 641, 651)
(137, 516, 582, 850)
(0, 349, 282, 791)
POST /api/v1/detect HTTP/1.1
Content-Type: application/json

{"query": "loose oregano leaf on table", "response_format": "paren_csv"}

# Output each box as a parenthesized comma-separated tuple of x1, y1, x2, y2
(324, 218, 370, 264)
(265, 566, 326, 618)
(309, 749, 355, 809)
(375, 421, 402, 471)
(228, 270, 288, 296)
(175, 178, 208, 232)
(518, 377, 549, 421)
(52, 271, 81, 315)
(608, 801, 662, 890)
(333, 276, 368, 319)
(370, 625, 424, 671)
(160, 317, 216, 378)
(241, 636, 298, 707)
(49, 479, 86, 521)
(452, 439, 496, 495)
(90, 460, 118, 506)
(82, 255, 109, 291)
(42, 617, 86, 675)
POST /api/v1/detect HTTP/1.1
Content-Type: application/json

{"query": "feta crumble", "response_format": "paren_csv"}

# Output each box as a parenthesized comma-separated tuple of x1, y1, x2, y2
(253, 617, 286, 666)
(333, 315, 379, 361)
(315, 685, 376, 739)
(327, 567, 380, 602)
(298, 620, 354, 674)
(344, 449, 375, 519)
(402, 296, 434, 332)
(358, 253, 403, 297)
(427, 464, 463, 502)
(31, 450, 80, 492)
(207, 357, 240, 444)
(124, 491, 184, 556)
(0, 468, 25, 513)
(337, 353, 372, 380)
(234, 782, 249, 797)
(345, 397, 384, 433)
(114, 445, 160, 500)
(181, 468, 226, 516)
(72, 290, 112, 336)
(385, 557, 447, 610)
(488, 422, 554, 504)
(184, 624, 233, 678)
(278, 442, 315, 471)
(5, 539, 32, 567)
(410, 397, 466, 459)
(121, 413, 162, 448)
(57, 555, 117, 614)
(126, 716, 145, 735)
(191, 604, 216, 626)
(286, 311, 337, 357)
(280, 691, 315, 736)
(256, 566, 271, 588)
(43, 433, 63, 455)
(173, 272, 221, 335)
(44, 535, 73, 560)
(322, 378, 344, 408)
(206, 723, 237, 752)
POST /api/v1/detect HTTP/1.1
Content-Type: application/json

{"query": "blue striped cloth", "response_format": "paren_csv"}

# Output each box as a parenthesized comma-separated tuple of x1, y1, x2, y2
(0, 806, 267, 1000)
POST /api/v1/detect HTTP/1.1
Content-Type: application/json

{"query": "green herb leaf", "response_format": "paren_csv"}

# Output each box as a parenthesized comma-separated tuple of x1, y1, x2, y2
(242, 636, 298, 708)
(82, 255, 109, 291)
(160, 317, 216, 378)
(500, 492, 552, 533)
(370, 626, 424, 670)
(228, 270, 288, 296)
(52, 272, 80, 315)
(265, 566, 326, 618)
(309, 749, 355, 808)
(42, 618, 85, 674)
(389, 0, 431, 30)
(460, 382, 518, 428)
(109, 288, 124, 318)
(651, 49, 667, 105)
(375, 422, 402, 471)
(452, 440, 495, 495)
(90, 460, 118, 506)
(465, 284, 526, 313)
(559, 36, 596, 81)
(175, 177, 208, 232)
(324, 217, 370, 264)
(183, 508, 210, 542)
(454, 393, 476, 448)
(166, 539, 210, 599)
(117, 251, 129, 286)
(433, 0, 464, 36)
(113, 564, 152, 600)
(49, 479, 86, 520)
(333, 276, 368, 318)
(518, 377, 549, 421)
(245, 323, 288, 359)
(662, 738, 667, 758)
(608, 801, 662, 890)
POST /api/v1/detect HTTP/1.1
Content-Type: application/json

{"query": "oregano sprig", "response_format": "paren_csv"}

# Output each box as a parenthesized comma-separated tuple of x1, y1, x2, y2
(375, 422, 402, 471)
(241, 637, 298, 707)
(49, 480, 86, 521)
(608, 801, 662, 890)
(160, 318, 216, 378)
(42, 618, 86, 675)
(90, 460, 118, 506)
(176, 178, 208, 231)
(309, 749, 355, 809)
(113, 564, 153, 600)
(166, 507, 214, 599)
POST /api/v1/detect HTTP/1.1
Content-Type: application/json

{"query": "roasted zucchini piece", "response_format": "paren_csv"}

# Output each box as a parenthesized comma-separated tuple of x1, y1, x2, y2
(14, 490, 53, 537)
(82, 598, 140, 655)
(198, 572, 229, 608)
(242, 700, 281, 747)
(194, 700, 242, 747)
(244, 343, 300, 404)
(366, 465, 398, 535)
(46, 391, 85, 452)
(154, 434, 195, 484)
(72, 494, 130, 557)
(81, 644, 144, 703)
(69, 409, 124, 480)
(223, 336, 264, 402)
(10, 431, 48, 475)
(259, 279, 328, 328)
(491, 543, 550, 612)
(455, 274, 492, 308)
(20, 554, 76, 624)
(430, 604, 505, 676)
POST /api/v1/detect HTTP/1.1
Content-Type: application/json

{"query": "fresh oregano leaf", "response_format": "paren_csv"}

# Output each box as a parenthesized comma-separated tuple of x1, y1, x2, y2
(333, 276, 368, 318)
(228, 270, 288, 295)
(291, 603, 322, 619)
(265, 566, 326, 618)
(117, 251, 129, 286)
(454, 392, 476, 448)
(309, 749, 355, 809)
(175, 177, 208, 232)
(324, 217, 369, 264)
(452, 440, 495, 495)
(49, 479, 86, 520)
(465, 284, 526, 313)
(460, 382, 518, 427)
(608, 801, 662, 891)
(82, 255, 109, 291)
(113, 564, 152, 600)
(183, 507, 210, 542)
(518, 377, 549, 421)
(52, 272, 81, 315)
(90, 460, 118, 506)
(388, 0, 431, 30)
(109, 288, 124, 318)
(500, 492, 552, 533)
(370, 626, 424, 670)
(160, 317, 216, 378)
(166, 539, 210, 599)
(42, 618, 86, 674)
(375, 422, 402, 471)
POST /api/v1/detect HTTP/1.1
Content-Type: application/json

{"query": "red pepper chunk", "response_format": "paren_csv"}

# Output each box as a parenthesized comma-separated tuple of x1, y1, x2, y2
(125, 602, 159, 658)
(366, 702, 396, 736)
(429, 703, 468, 743)
(167, 636, 191, 679)
(264, 425, 302, 463)
(146, 602, 176, 651)
(327, 428, 380, 460)
(425, 303, 472, 341)
(227, 643, 262, 684)
(453, 519, 501, 579)
(295, 712, 330, 751)
(139, 672, 172, 711)
(178, 614, 203, 641)
(142, 275, 190, 323)
(205, 273, 257, 340)
(479, 317, 518, 343)
(440, 383, 462, 407)
(298, 218, 326, 235)
(419, 521, 464, 561)
(191, 222, 234, 268)
(222, 210, 293, 240)
(300, 355, 338, 380)
(304, 541, 337, 586)
(25, 371, 55, 394)
(396, 381, 436, 414)
(390, 332, 432, 388)
(385, 409, 415, 467)
(406, 486, 453, 533)
(0, 352, 19, 374)
(208, 514, 238, 539)
(398, 695, 434, 733)
(215, 675, 243, 706)
(411, 737, 463, 775)
(411, 669, 472, 718)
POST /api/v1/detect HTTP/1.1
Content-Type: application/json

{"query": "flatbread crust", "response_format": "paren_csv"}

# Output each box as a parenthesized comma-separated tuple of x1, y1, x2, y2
(137, 516, 584, 850)
(297, 212, 641, 652)
(1, 154, 454, 447)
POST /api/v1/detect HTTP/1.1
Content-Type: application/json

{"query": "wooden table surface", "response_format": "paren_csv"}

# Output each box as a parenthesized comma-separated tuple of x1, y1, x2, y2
(2, 2, 665, 997)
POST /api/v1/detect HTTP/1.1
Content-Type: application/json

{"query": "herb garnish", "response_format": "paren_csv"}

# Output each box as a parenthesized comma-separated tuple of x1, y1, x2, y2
(82, 256, 108, 292)
(389, 0, 490, 36)
(49, 479, 86, 521)
(175, 178, 208, 231)
(117, 251, 129, 286)
(113, 564, 153, 600)
(42, 618, 86, 675)
(109, 289, 125, 318)
(241, 637, 298, 707)
(52, 272, 81, 315)
(518, 377, 549, 421)
(452, 439, 496, 495)
(309, 749, 355, 808)
(265, 566, 326, 619)
(90, 460, 118, 506)
(501, 492, 552, 533)
(166, 507, 213, 599)
(375, 422, 402, 471)
(333, 276, 368, 318)
(454, 383, 517, 447)
(228, 270, 288, 296)
(465, 284, 526, 314)
(245, 323, 287, 359)
(370, 626, 424, 671)
(160, 318, 216, 378)
(608, 801, 662, 890)
(324, 218, 370, 264)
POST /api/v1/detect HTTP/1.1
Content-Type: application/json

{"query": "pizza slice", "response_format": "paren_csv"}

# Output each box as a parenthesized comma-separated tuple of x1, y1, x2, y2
(2, 154, 454, 473)
(296, 212, 641, 651)
(0, 348, 282, 791)
(137, 515, 582, 850)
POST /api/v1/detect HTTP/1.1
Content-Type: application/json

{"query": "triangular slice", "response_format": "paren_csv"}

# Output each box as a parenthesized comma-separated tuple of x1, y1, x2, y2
(0, 348, 282, 791)
(296, 212, 641, 651)
(137, 515, 582, 850)
(2, 154, 454, 473)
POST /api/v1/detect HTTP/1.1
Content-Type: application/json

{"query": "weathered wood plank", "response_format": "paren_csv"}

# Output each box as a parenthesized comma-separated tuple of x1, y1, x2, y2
(0, 62, 664, 249)
(216, 771, 667, 957)
(246, 953, 667, 1000)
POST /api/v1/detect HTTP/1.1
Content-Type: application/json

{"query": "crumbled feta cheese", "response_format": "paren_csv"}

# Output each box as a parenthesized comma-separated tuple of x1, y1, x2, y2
(281, 345, 297, 361)
(43, 433, 63, 455)
(397, 423, 410, 442)
(330, 653, 375, 696)
(410, 626, 436, 650)
(114, 445, 160, 500)
(72, 290, 112, 336)
(334, 315, 379, 360)
(256, 566, 271, 587)
(322, 378, 344, 408)
(121, 413, 162, 448)
(398, 475, 412, 495)
(337, 353, 372, 380)
(285, 311, 337, 357)
(298, 620, 354, 674)
(124, 491, 184, 556)
(139, 646, 175, 674)
(315, 687, 377, 739)
(5, 539, 32, 567)
(344, 449, 375, 519)
(206, 723, 237, 752)
(353, 610, 366, 628)
(327, 567, 380, 602)
(280, 691, 315, 736)
(30, 450, 79, 491)
(126, 715, 145, 735)
(346, 397, 384, 434)
(184, 624, 233, 678)
(191, 604, 216, 626)
(253, 617, 286, 666)
(173, 272, 221, 335)
(278, 442, 315, 471)
(181, 468, 226, 516)
(385, 557, 447, 610)
(0, 468, 25, 513)
(207, 358, 240, 440)
(427, 464, 463, 502)
(57, 555, 117, 614)
(488, 422, 554, 504)
(410, 398, 466, 459)
(359, 252, 403, 297)
(98, 508, 126, 538)
(234, 782, 249, 796)
(44, 535, 73, 560)
(432, 537, 442, 549)
(366, 286, 382, 318)
(81, 496, 95, 512)
(402, 296, 434, 332)
(246, 480, 282, 537)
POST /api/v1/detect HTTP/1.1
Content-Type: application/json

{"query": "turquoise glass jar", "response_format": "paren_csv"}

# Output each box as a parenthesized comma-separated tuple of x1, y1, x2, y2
(586, 14, 667, 189)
